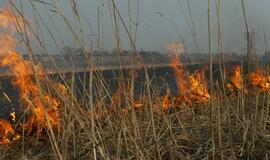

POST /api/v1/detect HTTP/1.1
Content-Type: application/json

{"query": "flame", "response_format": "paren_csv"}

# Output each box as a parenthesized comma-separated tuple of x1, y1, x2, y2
(0, 9, 64, 143)
(249, 69, 270, 92)
(226, 83, 234, 94)
(227, 66, 247, 94)
(167, 43, 188, 99)
(0, 10, 26, 32)
(167, 43, 210, 107)
(227, 66, 270, 93)
(3, 8, 270, 146)
(162, 89, 172, 110)
(0, 118, 20, 145)
(22, 95, 61, 134)
(0, 118, 15, 144)
(170, 54, 189, 97)
(133, 100, 143, 110)
(188, 70, 210, 105)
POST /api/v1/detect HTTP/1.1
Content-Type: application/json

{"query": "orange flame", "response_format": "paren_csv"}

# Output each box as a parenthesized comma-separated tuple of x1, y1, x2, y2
(167, 43, 188, 99)
(0, 9, 64, 143)
(249, 69, 270, 92)
(167, 43, 210, 107)
(227, 66, 247, 94)
(0, 10, 26, 33)
(162, 89, 172, 110)
(188, 70, 210, 105)
(170, 54, 189, 97)
(227, 66, 270, 93)
(0, 119, 15, 144)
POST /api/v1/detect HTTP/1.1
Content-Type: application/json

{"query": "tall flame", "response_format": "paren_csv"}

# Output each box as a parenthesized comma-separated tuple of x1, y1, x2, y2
(227, 66, 247, 94)
(167, 43, 210, 108)
(0, 9, 63, 143)
(188, 70, 210, 105)
(170, 54, 188, 98)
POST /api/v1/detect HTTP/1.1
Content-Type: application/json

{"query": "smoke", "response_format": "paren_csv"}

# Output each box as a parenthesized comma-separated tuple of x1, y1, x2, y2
(2, 0, 270, 54)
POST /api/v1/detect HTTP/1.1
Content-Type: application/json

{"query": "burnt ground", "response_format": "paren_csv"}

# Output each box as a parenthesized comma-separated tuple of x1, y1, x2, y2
(0, 62, 240, 121)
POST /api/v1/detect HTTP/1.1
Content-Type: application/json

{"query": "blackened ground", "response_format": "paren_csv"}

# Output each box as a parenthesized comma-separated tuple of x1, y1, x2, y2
(0, 62, 240, 120)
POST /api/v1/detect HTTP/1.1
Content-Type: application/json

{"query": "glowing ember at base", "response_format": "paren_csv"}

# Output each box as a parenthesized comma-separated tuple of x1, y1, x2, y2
(0, 118, 19, 144)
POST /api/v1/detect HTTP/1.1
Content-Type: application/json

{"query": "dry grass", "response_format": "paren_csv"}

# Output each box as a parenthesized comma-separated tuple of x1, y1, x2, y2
(1, 89, 270, 159)
(1, 0, 270, 159)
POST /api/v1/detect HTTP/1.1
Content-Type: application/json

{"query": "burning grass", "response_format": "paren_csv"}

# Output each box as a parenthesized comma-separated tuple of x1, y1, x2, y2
(0, 9, 64, 144)
(0, 8, 270, 160)
(1, 93, 270, 159)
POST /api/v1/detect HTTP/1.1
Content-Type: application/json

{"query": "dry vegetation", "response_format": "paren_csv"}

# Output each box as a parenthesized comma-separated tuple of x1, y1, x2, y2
(0, 0, 270, 160)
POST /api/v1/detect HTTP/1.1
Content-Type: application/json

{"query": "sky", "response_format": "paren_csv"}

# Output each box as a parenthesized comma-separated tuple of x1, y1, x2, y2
(1, 0, 270, 54)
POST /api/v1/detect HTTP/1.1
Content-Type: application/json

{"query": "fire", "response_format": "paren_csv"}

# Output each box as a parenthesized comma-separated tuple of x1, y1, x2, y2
(162, 89, 172, 110)
(0, 119, 15, 144)
(249, 69, 270, 92)
(2, 7, 270, 147)
(170, 54, 188, 98)
(0, 10, 26, 32)
(167, 43, 210, 108)
(227, 66, 247, 94)
(22, 95, 61, 134)
(133, 100, 143, 110)
(227, 66, 270, 93)
(167, 43, 188, 101)
(0, 9, 64, 143)
(188, 70, 210, 105)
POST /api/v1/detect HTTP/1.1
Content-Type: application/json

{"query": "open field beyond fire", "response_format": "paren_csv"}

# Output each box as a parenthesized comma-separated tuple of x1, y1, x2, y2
(0, 2, 270, 160)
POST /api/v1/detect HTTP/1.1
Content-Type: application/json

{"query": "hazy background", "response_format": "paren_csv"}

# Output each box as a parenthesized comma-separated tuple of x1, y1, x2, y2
(1, 0, 270, 54)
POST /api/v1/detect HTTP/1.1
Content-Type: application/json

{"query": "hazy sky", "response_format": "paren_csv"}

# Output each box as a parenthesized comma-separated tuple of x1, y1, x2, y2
(1, 0, 270, 54)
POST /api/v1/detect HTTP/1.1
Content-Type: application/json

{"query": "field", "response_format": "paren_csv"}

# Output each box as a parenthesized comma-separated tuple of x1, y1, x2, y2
(1, 0, 270, 160)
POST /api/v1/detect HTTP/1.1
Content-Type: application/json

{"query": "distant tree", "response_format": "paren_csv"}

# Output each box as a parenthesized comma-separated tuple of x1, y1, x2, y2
(111, 48, 119, 55)
(60, 46, 75, 55)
